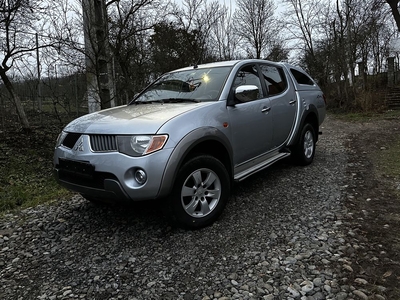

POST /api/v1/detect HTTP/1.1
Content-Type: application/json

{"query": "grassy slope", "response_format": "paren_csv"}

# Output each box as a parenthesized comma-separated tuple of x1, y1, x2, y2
(0, 117, 72, 213)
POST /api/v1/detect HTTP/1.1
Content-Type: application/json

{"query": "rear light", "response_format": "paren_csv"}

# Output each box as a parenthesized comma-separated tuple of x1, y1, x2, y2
(323, 94, 327, 105)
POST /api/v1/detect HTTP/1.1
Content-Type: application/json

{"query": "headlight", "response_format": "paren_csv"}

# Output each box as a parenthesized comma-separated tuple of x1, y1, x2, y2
(118, 135, 168, 156)
(55, 131, 68, 148)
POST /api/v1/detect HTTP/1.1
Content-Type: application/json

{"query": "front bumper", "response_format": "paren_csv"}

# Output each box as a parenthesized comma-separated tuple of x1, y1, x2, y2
(54, 168, 130, 201)
(53, 134, 174, 201)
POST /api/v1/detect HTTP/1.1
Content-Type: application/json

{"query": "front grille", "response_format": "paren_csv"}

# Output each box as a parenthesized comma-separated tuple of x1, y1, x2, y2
(90, 135, 117, 152)
(62, 133, 82, 149)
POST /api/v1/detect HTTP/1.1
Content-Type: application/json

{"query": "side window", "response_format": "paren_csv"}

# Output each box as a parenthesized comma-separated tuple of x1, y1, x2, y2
(290, 69, 315, 85)
(232, 64, 263, 103)
(260, 64, 287, 96)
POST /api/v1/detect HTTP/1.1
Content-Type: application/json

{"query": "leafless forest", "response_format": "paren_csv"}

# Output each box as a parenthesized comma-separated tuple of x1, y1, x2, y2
(1, 0, 400, 131)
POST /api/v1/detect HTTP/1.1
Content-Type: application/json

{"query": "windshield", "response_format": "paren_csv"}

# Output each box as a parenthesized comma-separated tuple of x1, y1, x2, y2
(133, 66, 232, 103)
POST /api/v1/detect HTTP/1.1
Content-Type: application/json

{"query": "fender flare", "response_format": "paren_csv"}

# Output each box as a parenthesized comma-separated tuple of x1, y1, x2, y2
(290, 104, 320, 147)
(157, 127, 233, 197)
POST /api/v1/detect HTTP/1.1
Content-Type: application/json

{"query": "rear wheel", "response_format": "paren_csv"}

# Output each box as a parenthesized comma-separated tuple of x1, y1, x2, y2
(292, 123, 316, 165)
(169, 155, 230, 229)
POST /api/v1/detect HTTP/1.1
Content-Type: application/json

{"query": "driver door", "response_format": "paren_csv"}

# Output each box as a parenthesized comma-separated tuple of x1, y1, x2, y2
(227, 64, 273, 166)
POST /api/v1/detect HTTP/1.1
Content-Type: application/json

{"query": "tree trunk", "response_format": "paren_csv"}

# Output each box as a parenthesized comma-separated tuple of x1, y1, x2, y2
(82, 0, 115, 113)
(0, 69, 31, 132)
(387, 0, 400, 32)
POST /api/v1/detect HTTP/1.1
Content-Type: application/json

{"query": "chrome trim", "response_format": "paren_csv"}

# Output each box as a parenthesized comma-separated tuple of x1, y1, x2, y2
(286, 91, 302, 146)
(234, 152, 290, 181)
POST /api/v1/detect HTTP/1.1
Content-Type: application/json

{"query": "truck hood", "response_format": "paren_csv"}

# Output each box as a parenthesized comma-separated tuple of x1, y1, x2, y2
(64, 102, 212, 134)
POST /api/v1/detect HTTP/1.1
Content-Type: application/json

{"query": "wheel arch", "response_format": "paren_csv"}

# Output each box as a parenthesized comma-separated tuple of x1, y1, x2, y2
(158, 127, 233, 197)
(290, 105, 320, 147)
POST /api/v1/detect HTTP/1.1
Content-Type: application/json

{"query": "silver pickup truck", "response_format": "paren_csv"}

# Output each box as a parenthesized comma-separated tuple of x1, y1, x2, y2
(54, 59, 326, 228)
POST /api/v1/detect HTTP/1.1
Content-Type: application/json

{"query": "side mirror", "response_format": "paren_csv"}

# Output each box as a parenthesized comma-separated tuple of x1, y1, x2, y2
(234, 85, 259, 103)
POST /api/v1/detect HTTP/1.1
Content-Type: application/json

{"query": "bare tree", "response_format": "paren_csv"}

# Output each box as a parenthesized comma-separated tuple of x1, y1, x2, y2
(209, 3, 239, 60)
(46, 0, 86, 73)
(107, 0, 165, 102)
(283, 0, 395, 109)
(82, 0, 116, 112)
(38, 0, 87, 118)
(233, 0, 278, 59)
(172, 0, 226, 63)
(283, 0, 329, 59)
(385, 0, 400, 31)
(0, 0, 48, 131)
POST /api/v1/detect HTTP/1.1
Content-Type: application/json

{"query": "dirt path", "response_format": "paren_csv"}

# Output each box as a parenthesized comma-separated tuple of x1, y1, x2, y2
(327, 115, 400, 298)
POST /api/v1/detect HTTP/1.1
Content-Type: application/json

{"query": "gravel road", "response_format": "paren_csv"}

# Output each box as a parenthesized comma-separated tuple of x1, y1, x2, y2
(0, 117, 387, 300)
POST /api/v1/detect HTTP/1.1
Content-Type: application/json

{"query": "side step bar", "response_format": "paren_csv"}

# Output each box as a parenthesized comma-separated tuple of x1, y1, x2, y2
(234, 152, 291, 182)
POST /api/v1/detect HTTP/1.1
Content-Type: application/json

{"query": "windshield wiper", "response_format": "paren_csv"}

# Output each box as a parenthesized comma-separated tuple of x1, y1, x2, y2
(131, 98, 200, 105)
(160, 98, 200, 103)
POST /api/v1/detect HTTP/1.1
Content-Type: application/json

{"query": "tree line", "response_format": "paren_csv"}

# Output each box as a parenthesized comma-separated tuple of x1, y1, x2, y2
(1, 0, 399, 131)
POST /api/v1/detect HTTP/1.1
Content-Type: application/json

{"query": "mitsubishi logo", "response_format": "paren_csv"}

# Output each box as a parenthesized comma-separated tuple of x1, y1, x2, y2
(74, 137, 84, 152)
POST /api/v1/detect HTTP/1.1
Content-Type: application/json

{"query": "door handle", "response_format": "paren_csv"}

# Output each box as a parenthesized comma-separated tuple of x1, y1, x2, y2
(262, 107, 271, 113)
(289, 100, 297, 105)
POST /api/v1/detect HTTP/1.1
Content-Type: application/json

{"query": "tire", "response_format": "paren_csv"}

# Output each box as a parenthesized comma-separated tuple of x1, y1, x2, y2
(291, 123, 316, 166)
(169, 155, 230, 229)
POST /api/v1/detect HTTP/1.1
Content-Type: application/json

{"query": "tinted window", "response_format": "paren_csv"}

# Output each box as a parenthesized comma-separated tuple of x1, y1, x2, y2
(290, 69, 315, 85)
(260, 65, 287, 96)
(232, 64, 263, 102)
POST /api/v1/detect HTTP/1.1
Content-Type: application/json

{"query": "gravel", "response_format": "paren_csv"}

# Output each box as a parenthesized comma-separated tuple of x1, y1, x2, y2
(0, 117, 386, 300)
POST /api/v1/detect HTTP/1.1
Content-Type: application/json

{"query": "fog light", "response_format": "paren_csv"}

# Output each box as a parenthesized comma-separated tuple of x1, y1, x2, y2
(134, 169, 147, 185)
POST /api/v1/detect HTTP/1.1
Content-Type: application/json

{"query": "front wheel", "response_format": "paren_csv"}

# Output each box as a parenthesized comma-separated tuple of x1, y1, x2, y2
(169, 155, 230, 229)
(291, 123, 316, 166)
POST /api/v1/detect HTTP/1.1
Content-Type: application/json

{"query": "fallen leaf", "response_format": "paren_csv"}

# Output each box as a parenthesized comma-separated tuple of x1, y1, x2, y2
(382, 270, 392, 278)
